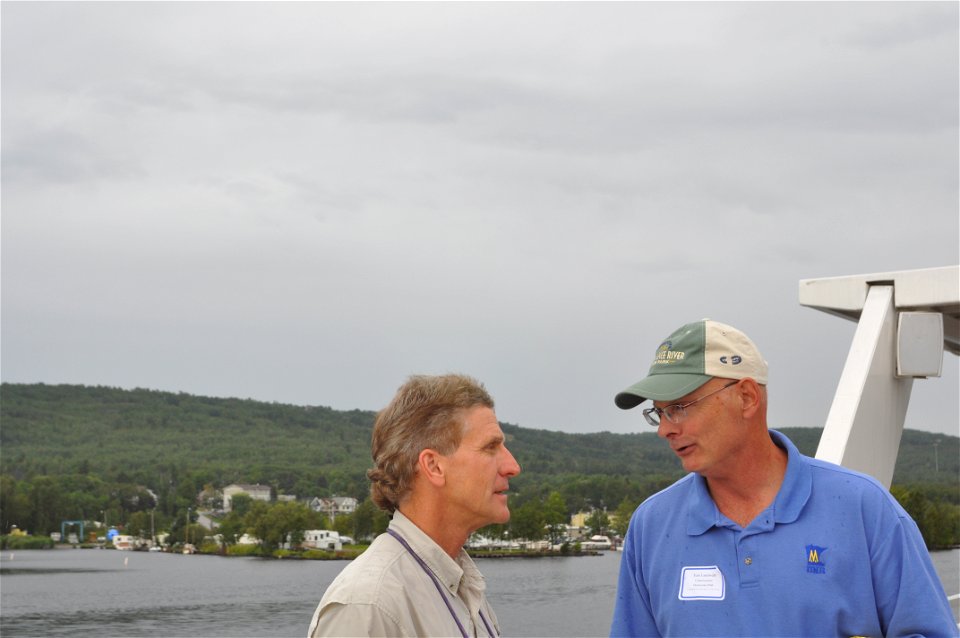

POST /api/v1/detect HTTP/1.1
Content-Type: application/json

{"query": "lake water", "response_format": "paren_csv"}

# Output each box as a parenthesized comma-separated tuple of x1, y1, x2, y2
(1, 548, 957, 637)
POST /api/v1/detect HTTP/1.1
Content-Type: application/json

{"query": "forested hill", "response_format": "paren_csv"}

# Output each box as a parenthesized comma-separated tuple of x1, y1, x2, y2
(1, 383, 957, 509)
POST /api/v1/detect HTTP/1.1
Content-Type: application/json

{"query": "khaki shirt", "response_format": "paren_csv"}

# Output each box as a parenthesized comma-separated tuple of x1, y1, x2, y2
(308, 511, 500, 637)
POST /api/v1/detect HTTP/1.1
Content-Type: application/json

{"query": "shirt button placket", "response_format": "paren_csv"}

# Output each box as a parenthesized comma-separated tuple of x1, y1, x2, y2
(738, 537, 759, 587)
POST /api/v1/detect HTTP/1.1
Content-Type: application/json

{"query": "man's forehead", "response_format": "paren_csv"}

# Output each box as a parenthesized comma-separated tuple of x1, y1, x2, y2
(653, 379, 716, 405)
(465, 404, 498, 422)
(462, 406, 502, 436)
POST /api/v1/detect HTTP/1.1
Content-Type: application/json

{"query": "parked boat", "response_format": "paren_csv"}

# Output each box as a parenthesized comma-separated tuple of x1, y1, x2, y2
(112, 535, 136, 551)
(581, 535, 612, 550)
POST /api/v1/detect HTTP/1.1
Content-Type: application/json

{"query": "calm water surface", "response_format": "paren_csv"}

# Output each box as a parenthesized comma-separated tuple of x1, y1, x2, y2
(1, 548, 957, 637)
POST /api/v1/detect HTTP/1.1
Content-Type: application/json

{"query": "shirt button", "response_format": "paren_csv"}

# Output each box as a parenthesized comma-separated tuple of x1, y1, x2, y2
(744, 557, 753, 565)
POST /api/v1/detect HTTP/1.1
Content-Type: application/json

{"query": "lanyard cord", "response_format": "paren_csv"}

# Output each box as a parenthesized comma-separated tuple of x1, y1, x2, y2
(386, 529, 496, 638)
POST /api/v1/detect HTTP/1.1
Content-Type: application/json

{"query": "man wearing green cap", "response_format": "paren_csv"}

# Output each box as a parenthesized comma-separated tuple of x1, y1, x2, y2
(609, 319, 955, 637)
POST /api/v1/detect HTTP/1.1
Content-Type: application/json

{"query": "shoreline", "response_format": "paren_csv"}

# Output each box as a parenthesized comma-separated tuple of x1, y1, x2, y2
(31, 543, 607, 560)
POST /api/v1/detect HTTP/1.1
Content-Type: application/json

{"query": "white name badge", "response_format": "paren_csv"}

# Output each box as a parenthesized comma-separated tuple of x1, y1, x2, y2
(678, 566, 726, 601)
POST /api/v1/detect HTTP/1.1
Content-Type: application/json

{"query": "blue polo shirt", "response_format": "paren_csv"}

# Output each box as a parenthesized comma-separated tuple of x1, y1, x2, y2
(610, 430, 956, 637)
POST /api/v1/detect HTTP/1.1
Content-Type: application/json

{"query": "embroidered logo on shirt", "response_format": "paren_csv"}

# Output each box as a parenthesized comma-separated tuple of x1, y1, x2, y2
(805, 544, 827, 574)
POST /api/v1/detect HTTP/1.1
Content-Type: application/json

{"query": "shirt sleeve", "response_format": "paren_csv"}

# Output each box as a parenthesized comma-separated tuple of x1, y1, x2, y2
(309, 602, 408, 638)
(871, 502, 957, 638)
(610, 521, 661, 638)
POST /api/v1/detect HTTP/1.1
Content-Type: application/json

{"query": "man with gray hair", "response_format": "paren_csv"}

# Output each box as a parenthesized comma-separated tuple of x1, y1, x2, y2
(309, 373, 520, 637)
(609, 319, 955, 637)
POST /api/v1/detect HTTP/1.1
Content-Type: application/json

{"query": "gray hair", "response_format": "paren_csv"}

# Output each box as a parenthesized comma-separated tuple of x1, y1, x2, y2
(367, 374, 494, 513)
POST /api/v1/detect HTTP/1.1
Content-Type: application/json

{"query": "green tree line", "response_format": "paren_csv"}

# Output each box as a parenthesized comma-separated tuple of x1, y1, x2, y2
(1, 383, 957, 549)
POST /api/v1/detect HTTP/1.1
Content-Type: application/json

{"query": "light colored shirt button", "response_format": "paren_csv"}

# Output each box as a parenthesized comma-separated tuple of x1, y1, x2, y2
(744, 557, 753, 565)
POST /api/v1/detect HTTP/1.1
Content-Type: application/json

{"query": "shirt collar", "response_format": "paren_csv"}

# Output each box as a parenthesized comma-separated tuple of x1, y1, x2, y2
(767, 429, 811, 524)
(686, 429, 812, 535)
(388, 510, 486, 598)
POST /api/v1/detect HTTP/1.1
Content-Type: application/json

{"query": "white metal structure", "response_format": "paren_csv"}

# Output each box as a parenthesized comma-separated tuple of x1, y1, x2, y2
(799, 266, 959, 488)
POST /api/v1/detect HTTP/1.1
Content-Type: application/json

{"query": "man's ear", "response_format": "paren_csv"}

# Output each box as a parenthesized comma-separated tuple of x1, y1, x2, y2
(738, 378, 763, 419)
(417, 449, 446, 487)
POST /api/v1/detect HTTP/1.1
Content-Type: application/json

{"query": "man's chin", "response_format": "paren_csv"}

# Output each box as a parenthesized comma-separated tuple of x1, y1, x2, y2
(487, 508, 511, 526)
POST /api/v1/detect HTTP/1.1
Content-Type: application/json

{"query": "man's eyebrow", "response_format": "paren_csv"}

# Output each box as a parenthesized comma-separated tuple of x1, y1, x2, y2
(484, 434, 505, 447)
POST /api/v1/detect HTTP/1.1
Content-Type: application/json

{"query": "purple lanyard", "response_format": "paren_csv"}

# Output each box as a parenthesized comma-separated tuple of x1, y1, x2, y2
(386, 529, 497, 638)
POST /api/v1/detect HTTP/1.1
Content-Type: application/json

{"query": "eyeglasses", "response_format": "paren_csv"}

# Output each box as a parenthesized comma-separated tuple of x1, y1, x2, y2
(642, 380, 739, 426)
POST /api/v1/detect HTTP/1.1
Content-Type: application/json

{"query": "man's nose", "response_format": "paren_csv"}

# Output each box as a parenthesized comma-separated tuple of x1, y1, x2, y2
(501, 447, 521, 477)
(657, 417, 679, 439)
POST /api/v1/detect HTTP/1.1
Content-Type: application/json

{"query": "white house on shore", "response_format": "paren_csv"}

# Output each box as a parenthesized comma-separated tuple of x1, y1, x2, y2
(223, 484, 272, 512)
(302, 530, 342, 551)
(237, 533, 260, 545)
(309, 496, 358, 521)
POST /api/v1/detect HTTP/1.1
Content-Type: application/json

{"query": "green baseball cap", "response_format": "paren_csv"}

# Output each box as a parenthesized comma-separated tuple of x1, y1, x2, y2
(615, 319, 768, 409)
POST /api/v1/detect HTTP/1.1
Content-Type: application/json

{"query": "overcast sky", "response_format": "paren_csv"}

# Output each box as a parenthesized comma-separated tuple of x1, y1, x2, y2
(2, 2, 958, 440)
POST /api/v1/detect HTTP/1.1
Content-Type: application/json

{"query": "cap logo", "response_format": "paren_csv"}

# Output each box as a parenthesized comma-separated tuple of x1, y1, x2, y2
(653, 340, 686, 365)
(719, 355, 743, 365)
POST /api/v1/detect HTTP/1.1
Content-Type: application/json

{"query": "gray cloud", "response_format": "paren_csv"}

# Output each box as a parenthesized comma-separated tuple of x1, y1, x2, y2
(2, 2, 957, 439)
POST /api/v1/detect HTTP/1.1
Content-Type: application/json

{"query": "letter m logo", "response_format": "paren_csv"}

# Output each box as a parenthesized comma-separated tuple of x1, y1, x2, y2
(805, 544, 828, 574)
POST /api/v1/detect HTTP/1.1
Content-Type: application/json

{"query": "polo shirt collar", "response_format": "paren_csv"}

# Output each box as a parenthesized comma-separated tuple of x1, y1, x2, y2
(686, 429, 812, 535)
(768, 429, 811, 525)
